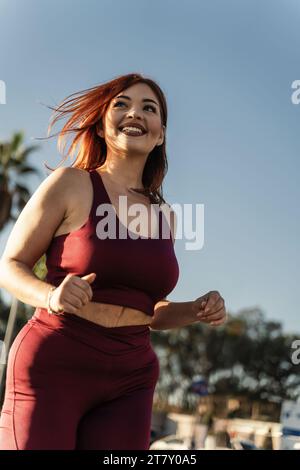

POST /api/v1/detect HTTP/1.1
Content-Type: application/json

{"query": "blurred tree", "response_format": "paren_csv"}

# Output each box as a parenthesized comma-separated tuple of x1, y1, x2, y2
(151, 308, 300, 413)
(0, 131, 45, 404)
(0, 131, 42, 230)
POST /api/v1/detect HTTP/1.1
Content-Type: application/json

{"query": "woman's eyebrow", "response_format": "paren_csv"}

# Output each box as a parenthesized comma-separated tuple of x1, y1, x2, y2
(115, 95, 158, 106)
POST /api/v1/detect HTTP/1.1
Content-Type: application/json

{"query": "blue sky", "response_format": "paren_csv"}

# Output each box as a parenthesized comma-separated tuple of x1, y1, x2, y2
(0, 0, 299, 333)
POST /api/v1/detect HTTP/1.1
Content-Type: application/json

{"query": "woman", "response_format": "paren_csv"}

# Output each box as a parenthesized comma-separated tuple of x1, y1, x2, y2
(0, 73, 226, 450)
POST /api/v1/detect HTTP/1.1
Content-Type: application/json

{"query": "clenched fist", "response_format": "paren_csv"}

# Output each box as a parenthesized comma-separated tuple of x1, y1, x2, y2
(48, 273, 96, 315)
(191, 290, 227, 327)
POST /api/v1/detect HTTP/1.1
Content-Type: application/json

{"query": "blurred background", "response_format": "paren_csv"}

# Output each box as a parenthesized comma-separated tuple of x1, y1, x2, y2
(0, 0, 300, 450)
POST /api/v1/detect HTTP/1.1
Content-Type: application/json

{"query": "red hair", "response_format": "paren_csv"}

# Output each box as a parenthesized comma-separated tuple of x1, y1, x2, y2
(41, 73, 169, 205)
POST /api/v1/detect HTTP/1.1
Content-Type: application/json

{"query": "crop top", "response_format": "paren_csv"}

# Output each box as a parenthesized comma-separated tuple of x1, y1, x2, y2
(45, 169, 180, 317)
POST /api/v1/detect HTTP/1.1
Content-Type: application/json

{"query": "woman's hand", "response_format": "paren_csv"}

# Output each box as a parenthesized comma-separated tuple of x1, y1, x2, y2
(48, 272, 96, 314)
(191, 290, 227, 326)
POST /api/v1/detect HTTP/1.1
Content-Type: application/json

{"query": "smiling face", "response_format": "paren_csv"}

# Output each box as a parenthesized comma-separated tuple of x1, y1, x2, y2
(97, 82, 165, 158)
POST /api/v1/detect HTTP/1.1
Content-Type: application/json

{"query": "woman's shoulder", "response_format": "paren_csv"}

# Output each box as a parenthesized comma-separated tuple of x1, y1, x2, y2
(43, 166, 92, 212)
(48, 165, 89, 180)
(45, 166, 90, 192)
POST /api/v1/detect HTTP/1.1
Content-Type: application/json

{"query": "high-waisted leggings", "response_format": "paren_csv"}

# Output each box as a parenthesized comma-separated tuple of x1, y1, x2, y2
(0, 307, 160, 450)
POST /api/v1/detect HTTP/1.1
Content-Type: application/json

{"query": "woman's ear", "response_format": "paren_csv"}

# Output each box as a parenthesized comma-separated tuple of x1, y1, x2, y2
(157, 125, 166, 146)
(96, 120, 104, 138)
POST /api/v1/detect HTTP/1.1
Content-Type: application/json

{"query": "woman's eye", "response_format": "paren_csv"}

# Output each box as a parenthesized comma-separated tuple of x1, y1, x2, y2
(114, 101, 156, 113)
(145, 105, 157, 113)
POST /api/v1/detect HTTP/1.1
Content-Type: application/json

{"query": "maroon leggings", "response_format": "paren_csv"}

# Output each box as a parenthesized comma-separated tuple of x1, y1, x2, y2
(0, 307, 159, 450)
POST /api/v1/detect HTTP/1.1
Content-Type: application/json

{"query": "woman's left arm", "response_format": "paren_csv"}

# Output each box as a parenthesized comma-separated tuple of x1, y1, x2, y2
(149, 291, 227, 331)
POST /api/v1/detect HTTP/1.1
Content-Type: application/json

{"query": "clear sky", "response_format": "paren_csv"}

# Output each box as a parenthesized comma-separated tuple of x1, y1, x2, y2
(0, 0, 299, 333)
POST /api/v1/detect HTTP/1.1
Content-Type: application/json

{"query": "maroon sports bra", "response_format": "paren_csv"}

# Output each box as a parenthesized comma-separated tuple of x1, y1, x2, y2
(45, 169, 180, 317)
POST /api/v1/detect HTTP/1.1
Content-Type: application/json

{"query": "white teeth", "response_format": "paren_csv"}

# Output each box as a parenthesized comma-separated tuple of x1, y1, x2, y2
(120, 126, 145, 135)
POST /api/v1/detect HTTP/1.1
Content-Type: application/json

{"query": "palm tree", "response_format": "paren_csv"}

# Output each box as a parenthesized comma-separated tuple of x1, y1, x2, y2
(0, 131, 43, 402)
(0, 131, 42, 230)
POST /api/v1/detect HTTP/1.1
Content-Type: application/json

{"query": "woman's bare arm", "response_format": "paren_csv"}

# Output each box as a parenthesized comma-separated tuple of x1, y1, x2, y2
(0, 167, 79, 308)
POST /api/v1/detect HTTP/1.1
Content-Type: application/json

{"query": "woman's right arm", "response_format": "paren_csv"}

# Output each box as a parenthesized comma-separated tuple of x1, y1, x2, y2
(0, 167, 76, 309)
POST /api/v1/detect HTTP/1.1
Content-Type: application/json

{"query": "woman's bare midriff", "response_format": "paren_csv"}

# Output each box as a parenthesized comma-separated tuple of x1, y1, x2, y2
(72, 301, 152, 328)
